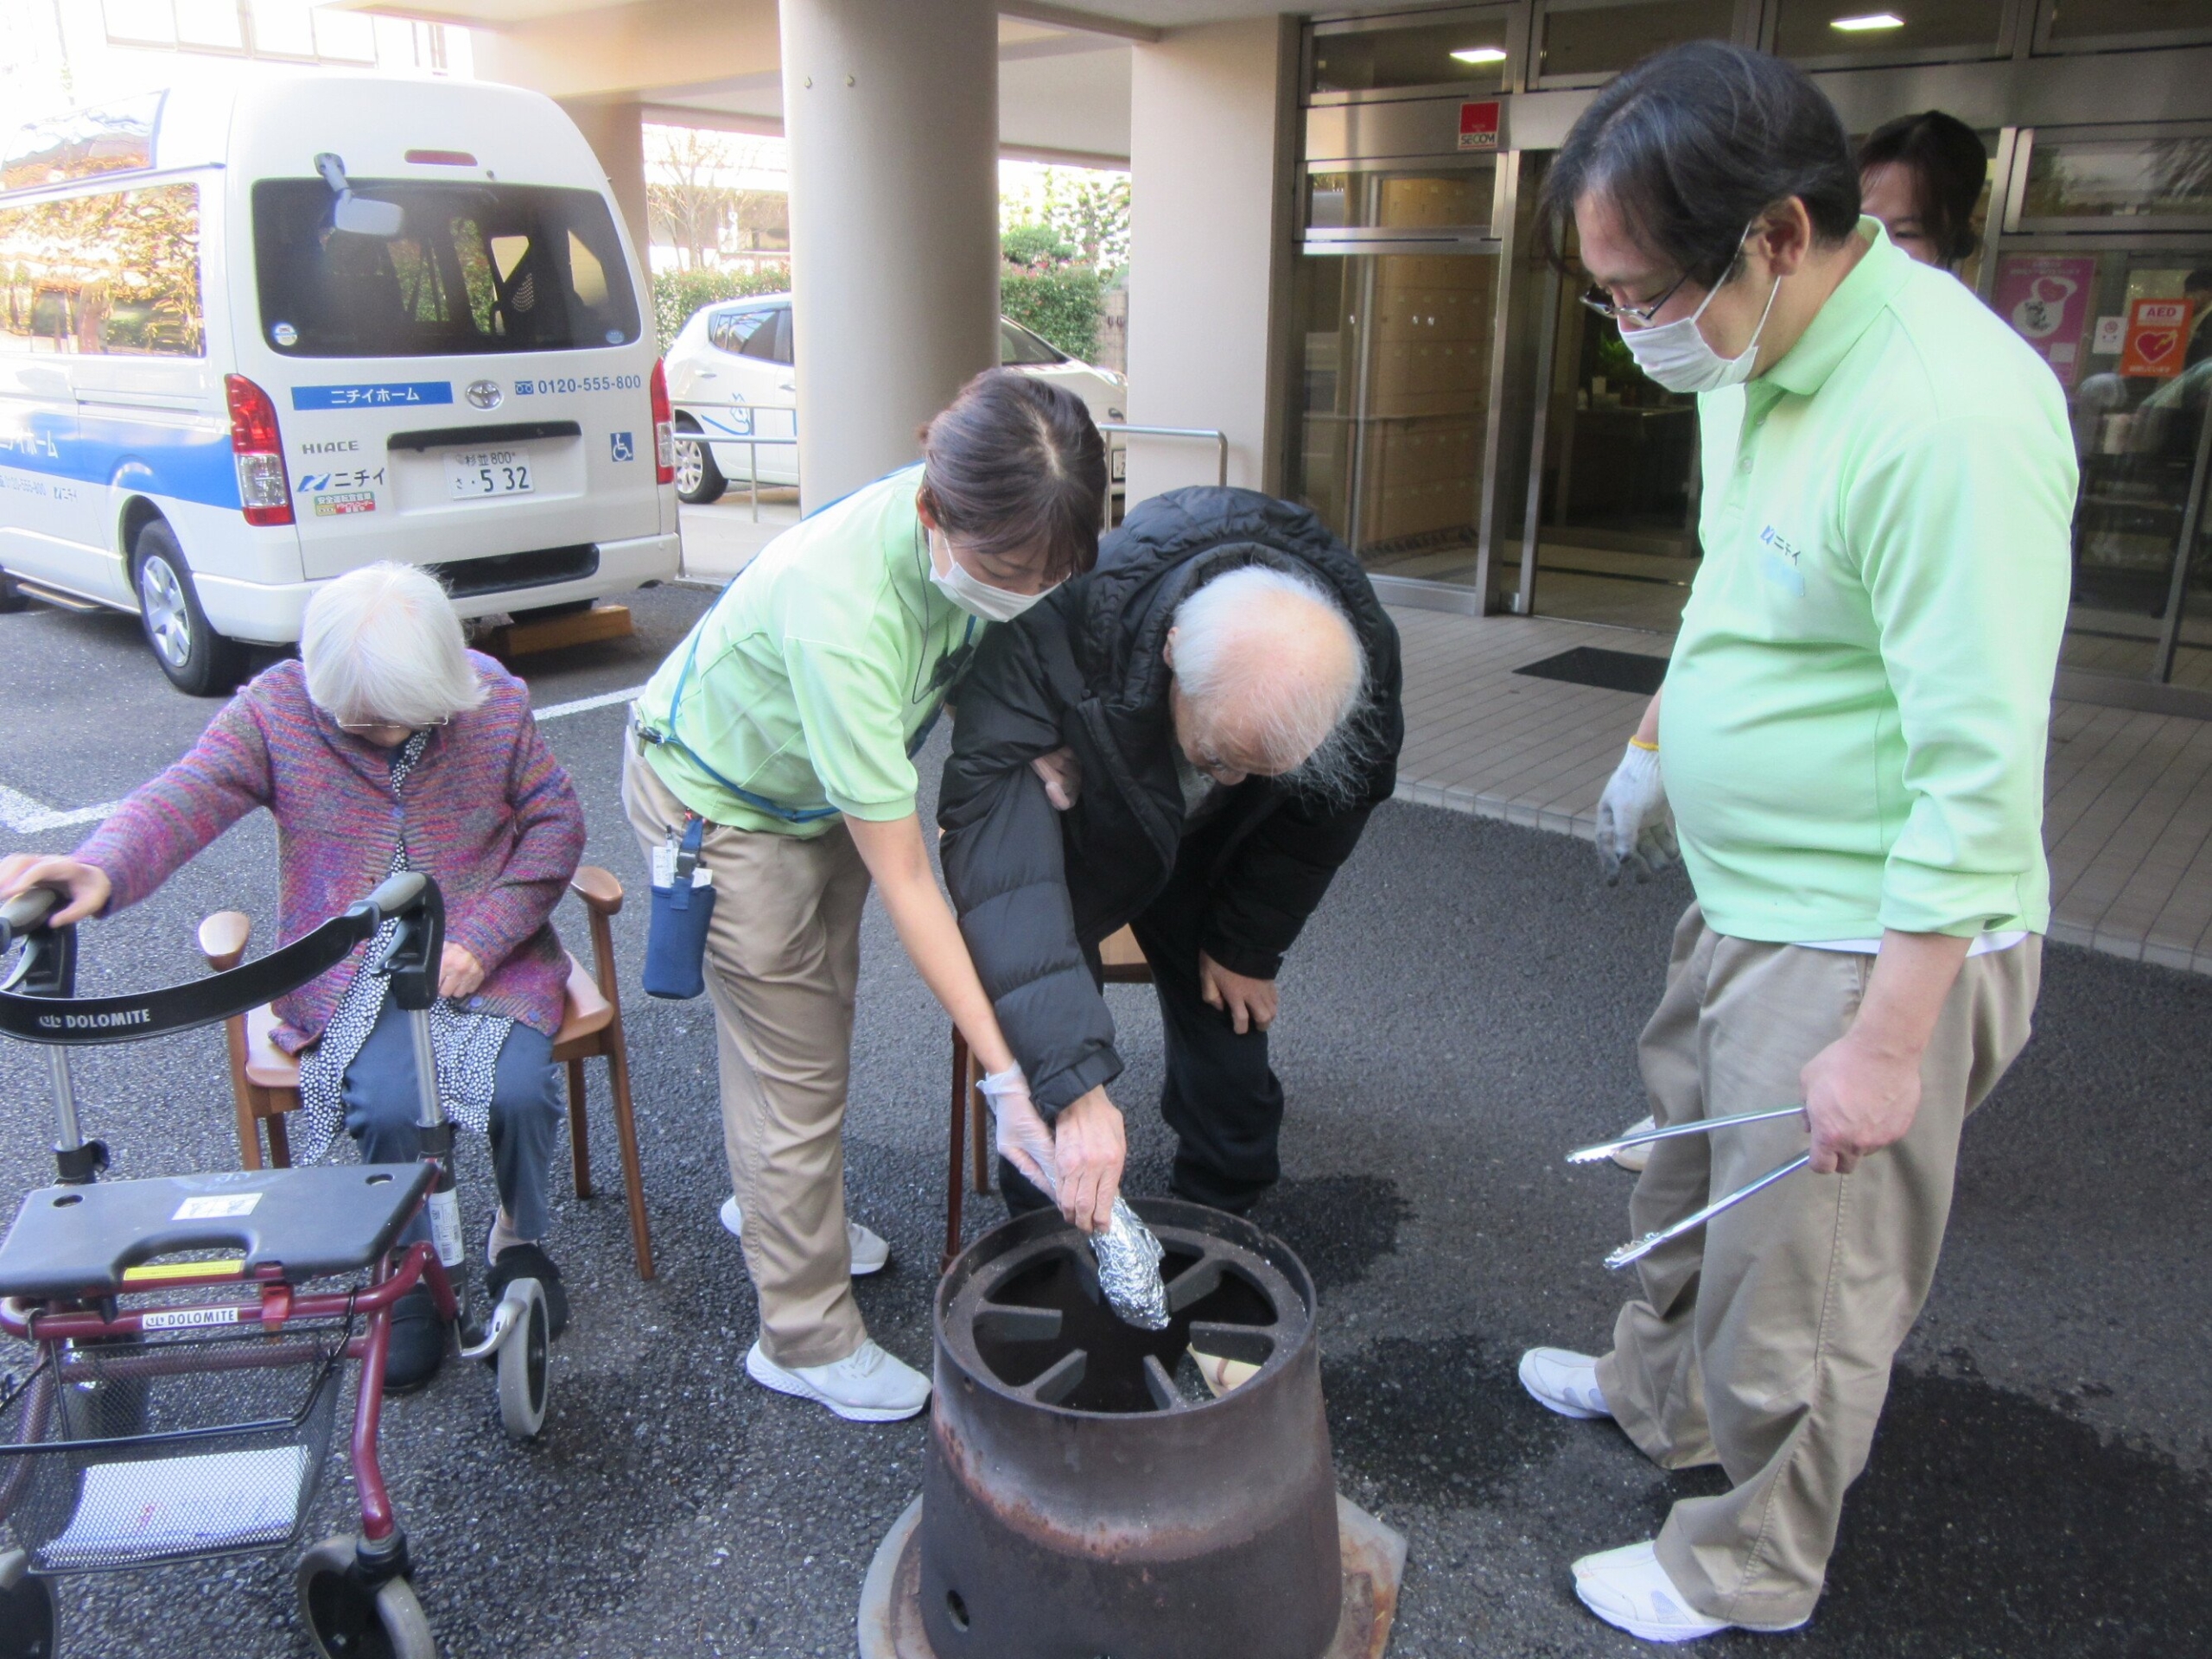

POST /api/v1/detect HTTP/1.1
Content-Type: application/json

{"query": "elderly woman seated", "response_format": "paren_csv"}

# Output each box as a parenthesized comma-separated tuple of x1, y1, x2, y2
(0, 563, 587, 1389)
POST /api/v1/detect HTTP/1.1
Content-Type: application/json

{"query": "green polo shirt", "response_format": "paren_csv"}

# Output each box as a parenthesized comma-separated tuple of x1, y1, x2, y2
(1659, 220, 2076, 942)
(633, 464, 979, 836)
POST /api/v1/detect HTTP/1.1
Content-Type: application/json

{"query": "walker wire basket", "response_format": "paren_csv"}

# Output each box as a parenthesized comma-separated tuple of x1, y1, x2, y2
(0, 1313, 352, 1574)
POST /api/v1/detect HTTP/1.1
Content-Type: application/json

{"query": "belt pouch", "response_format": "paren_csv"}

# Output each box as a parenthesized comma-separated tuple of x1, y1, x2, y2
(644, 813, 715, 1000)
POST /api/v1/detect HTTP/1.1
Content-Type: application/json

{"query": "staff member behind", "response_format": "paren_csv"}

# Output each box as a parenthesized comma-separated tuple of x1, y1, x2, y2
(1857, 111, 1987, 273)
(622, 370, 1105, 1424)
(938, 492, 1401, 1230)
(1527, 44, 2072, 1642)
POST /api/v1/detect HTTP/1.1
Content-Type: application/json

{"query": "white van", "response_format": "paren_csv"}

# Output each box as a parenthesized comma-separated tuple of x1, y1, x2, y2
(0, 77, 678, 693)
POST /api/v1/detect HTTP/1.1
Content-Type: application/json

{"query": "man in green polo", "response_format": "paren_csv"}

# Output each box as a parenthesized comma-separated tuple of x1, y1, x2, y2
(1516, 45, 2075, 1641)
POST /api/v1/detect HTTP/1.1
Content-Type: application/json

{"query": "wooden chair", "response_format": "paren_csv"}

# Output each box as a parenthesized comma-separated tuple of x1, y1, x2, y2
(199, 866, 656, 1280)
(943, 924, 1153, 1270)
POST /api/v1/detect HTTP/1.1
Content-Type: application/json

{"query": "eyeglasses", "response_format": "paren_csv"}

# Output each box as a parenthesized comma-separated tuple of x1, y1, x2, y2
(1579, 269, 1697, 326)
(337, 716, 448, 734)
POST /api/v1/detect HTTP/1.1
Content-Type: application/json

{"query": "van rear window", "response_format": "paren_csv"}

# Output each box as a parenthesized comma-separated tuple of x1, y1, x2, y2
(252, 180, 640, 358)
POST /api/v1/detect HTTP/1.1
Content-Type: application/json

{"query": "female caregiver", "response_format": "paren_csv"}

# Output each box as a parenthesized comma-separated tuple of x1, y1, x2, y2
(622, 368, 1108, 1424)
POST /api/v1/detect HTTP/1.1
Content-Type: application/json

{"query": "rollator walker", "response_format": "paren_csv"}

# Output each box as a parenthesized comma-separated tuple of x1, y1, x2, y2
(0, 873, 552, 1659)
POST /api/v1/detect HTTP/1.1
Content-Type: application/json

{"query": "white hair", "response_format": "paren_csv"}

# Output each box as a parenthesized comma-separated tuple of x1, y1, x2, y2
(1171, 563, 1369, 798)
(301, 563, 484, 729)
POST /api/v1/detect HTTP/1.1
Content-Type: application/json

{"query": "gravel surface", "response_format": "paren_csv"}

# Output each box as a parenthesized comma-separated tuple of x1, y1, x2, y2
(1, 582, 2206, 1657)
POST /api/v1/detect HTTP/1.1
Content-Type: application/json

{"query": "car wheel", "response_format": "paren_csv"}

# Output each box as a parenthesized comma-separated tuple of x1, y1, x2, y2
(0, 568, 29, 614)
(673, 428, 726, 505)
(135, 521, 247, 696)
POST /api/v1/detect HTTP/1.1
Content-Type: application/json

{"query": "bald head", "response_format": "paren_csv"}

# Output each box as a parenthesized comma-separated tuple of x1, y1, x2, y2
(1166, 566, 1364, 789)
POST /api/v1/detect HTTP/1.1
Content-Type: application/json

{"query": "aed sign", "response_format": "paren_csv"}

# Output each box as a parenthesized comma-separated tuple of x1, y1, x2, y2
(2120, 298, 2193, 378)
(1459, 101, 1502, 152)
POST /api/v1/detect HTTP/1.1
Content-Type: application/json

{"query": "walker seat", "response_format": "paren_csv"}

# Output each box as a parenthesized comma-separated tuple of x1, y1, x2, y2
(0, 1164, 431, 1300)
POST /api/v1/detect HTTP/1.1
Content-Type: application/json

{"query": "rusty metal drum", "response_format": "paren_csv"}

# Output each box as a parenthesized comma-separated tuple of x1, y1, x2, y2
(919, 1198, 1343, 1659)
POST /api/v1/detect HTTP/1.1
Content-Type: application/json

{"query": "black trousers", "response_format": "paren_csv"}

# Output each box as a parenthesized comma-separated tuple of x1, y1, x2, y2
(1001, 823, 1286, 1217)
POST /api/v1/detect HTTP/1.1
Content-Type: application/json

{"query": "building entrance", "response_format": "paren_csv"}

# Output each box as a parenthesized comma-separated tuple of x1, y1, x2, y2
(1286, 164, 1503, 594)
(1518, 236, 1703, 631)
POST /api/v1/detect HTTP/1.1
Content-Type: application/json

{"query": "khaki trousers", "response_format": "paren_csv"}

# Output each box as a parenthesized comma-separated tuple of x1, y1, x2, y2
(1595, 903, 2039, 1629)
(622, 741, 872, 1369)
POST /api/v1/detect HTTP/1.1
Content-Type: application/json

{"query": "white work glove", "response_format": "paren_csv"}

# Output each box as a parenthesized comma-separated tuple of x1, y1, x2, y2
(978, 1066, 1059, 1198)
(1594, 742, 1677, 886)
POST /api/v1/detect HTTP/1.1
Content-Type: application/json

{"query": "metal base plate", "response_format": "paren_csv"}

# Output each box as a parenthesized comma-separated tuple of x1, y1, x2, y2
(856, 1491, 1407, 1659)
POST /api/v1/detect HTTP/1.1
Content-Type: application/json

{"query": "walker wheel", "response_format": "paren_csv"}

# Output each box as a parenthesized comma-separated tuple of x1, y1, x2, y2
(296, 1536, 435, 1659)
(496, 1276, 550, 1441)
(0, 1548, 58, 1659)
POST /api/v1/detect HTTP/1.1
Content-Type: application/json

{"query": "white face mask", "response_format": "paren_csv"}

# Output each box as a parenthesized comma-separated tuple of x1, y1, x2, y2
(929, 532, 1055, 623)
(1618, 243, 1783, 395)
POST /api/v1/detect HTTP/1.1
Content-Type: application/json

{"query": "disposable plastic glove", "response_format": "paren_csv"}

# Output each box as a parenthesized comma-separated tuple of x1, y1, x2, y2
(978, 1066, 1060, 1198)
(1595, 743, 1678, 885)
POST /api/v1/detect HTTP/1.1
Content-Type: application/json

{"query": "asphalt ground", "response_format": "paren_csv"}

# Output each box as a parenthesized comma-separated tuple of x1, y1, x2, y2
(0, 581, 2208, 1658)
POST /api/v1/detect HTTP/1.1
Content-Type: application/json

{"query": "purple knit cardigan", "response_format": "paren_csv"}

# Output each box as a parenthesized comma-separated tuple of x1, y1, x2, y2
(76, 651, 585, 1053)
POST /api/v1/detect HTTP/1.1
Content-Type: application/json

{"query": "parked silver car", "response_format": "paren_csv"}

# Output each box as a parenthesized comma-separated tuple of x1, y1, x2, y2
(664, 294, 1127, 506)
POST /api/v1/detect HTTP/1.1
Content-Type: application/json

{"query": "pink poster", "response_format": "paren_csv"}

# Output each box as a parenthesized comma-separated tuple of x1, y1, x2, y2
(1993, 256, 2096, 387)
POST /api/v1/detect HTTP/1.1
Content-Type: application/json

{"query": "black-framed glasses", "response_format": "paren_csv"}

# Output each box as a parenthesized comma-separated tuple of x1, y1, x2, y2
(1579, 269, 1696, 326)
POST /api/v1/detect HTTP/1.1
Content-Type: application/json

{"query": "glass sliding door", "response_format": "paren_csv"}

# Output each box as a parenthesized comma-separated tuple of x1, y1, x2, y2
(1287, 165, 1503, 594)
(1518, 235, 1702, 630)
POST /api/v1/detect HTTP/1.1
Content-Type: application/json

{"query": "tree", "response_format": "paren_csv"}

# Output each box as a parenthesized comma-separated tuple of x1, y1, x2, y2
(646, 126, 738, 271)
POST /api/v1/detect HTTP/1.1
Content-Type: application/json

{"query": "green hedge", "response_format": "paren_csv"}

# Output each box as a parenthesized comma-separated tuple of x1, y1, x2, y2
(651, 265, 790, 356)
(1001, 266, 1107, 364)
(653, 262, 1111, 365)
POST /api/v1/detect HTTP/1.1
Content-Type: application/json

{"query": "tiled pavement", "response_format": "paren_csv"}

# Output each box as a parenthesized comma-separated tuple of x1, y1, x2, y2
(1388, 604, 2212, 976)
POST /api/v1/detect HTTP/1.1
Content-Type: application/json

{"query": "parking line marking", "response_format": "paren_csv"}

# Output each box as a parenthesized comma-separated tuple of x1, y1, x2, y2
(533, 684, 644, 722)
(3, 683, 645, 839)
(0, 781, 117, 836)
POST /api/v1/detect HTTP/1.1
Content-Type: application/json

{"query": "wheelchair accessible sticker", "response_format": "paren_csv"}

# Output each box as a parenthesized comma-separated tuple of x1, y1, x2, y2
(173, 1192, 263, 1219)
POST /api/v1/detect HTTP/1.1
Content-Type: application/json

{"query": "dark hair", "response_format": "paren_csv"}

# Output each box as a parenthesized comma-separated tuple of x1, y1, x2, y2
(2187, 269, 2212, 294)
(1858, 111, 1987, 267)
(918, 368, 1107, 585)
(1539, 41, 1860, 289)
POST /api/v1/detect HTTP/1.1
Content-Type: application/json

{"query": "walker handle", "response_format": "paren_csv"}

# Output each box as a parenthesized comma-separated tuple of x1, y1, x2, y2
(0, 885, 62, 952)
(356, 871, 429, 925)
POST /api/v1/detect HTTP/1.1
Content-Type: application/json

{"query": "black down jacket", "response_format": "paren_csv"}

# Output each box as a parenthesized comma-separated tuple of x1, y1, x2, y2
(938, 486, 1403, 1117)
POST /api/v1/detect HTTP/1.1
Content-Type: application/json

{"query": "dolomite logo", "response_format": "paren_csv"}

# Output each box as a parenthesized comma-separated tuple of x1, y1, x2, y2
(36, 1007, 153, 1031)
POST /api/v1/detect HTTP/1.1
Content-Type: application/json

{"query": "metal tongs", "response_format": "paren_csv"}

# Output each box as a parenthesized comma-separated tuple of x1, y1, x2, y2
(1568, 1105, 1812, 1269)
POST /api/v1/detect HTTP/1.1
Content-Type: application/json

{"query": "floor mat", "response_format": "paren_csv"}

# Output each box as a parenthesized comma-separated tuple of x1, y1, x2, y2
(1513, 645, 1668, 696)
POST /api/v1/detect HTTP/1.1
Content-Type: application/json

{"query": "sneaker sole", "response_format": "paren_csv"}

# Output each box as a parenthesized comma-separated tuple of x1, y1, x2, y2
(1573, 1578, 1730, 1643)
(721, 1199, 888, 1277)
(744, 1344, 927, 1423)
(1519, 1351, 1609, 1421)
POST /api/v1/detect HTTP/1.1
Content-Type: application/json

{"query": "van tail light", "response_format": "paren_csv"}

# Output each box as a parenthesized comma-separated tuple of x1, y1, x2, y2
(650, 358, 675, 486)
(226, 374, 293, 527)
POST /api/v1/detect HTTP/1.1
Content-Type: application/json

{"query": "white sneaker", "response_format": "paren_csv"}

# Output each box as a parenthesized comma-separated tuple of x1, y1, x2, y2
(745, 1338, 930, 1423)
(1519, 1347, 1611, 1421)
(1573, 1541, 1756, 1643)
(720, 1195, 889, 1276)
(1613, 1116, 1657, 1173)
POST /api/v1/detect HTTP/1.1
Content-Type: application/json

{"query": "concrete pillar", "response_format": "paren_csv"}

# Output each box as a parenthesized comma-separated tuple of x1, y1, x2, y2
(779, 0, 1000, 509)
(556, 98, 650, 271)
(1125, 18, 1300, 502)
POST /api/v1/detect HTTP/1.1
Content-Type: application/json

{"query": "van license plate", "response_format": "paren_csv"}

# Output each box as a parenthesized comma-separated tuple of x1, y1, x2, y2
(445, 449, 533, 499)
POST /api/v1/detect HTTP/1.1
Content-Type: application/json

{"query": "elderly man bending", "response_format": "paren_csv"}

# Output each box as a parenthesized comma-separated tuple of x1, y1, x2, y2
(938, 488, 1402, 1229)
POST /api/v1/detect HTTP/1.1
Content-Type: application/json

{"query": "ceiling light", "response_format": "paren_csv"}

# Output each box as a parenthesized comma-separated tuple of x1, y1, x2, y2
(1452, 46, 1508, 63)
(1829, 11, 1905, 28)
